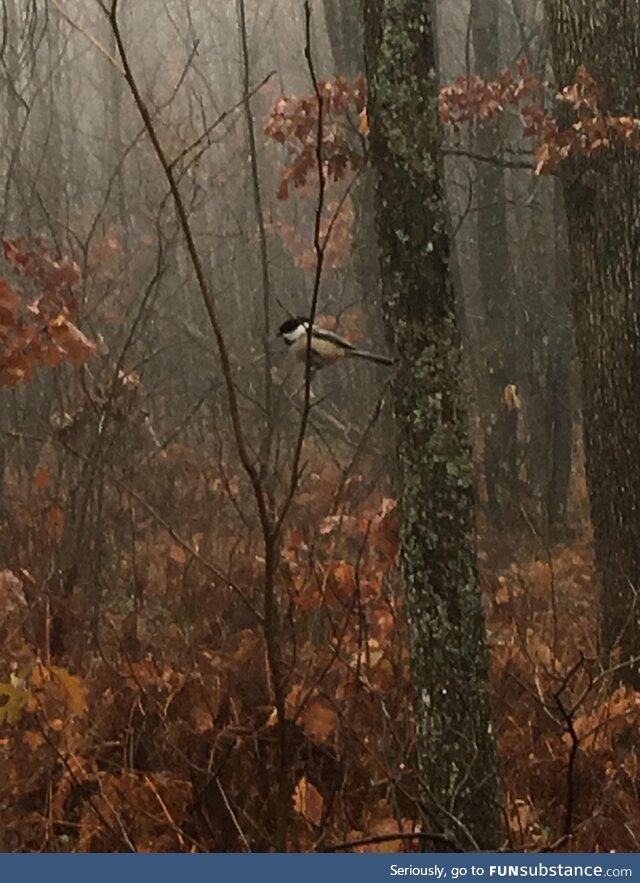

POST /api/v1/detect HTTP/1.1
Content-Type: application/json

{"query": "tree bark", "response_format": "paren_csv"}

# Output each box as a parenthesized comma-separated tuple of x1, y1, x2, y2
(362, 0, 500, 848)
(545, 0, 640, 683)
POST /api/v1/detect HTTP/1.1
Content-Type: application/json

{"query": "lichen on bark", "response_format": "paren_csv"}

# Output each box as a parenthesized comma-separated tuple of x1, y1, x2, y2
(362, 0, 499, 849)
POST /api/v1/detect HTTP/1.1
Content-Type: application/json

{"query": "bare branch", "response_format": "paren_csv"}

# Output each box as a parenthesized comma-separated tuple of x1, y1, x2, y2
(323, 830, 458, 852)
(169, 69, 276, 170)
(49, 0, 125, 74)
(444, 145, 537, 171)
(274, 0, 328, 539)
(104, 2, 269, 535)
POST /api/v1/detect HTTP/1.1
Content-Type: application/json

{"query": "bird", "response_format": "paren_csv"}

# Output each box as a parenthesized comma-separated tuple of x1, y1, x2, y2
(278, 316, 394, 370)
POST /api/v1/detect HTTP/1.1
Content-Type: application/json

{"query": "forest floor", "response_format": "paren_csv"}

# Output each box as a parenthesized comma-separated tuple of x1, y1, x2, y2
(0, 447, 638, 853)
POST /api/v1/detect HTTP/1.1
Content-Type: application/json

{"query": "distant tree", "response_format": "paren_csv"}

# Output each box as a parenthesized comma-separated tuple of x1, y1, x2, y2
(545, 0, 640, 685)
(321, 0, 364, 78)
(469, 0, 520, 529)
(362, 0, 500, 848)
(321, 0, 382, 380)
(505, 1, 574, 535)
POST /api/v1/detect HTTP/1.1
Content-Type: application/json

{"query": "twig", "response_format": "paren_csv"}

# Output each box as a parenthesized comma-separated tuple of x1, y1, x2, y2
(237, 0, 275, 475)
(331, 378, 390, 510)
(105, 0, 269, 535)
(444, 145, 537, 171)
(323, 830, 456, 852)
(34, 711, 136, 851)
(143, 775, 188, 851)
(169, 70, 276, 170)
(216, 776, 252, 853)
(519, 503, 559, 657)
(49, 0, 125, 74)
(274, 0, 327, 539)
(553, 654, 586, 838)
(3, 430, 262, 625)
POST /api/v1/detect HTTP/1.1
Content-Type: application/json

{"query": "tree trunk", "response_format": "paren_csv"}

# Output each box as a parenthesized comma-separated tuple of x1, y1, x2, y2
(545, 182, 573, 531)
(545, 0, 640, 684)
(518, 176, 574, 535)
(362, 0, 499, 848)
(322, 0, 364, 78)
(470, 0, 520, 529)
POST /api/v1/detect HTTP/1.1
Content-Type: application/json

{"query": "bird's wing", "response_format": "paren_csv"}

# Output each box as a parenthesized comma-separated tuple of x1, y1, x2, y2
(310, 326, 357, 351)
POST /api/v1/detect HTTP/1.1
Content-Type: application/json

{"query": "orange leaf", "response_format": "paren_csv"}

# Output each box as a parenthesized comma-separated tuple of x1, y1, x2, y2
(169, 544, 187, 565)
(23, 730, 45, 750)
(361, 818, 402, 853)
(303, 699, 337, 743)
(328, 562, 356, 598)
(293, 776, 323, 826)
(48, 314, 95, 364)
(49, 665, 88, 716)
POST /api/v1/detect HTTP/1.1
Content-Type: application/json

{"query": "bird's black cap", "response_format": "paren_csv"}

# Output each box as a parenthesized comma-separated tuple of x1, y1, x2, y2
(278, 317, 307, 336)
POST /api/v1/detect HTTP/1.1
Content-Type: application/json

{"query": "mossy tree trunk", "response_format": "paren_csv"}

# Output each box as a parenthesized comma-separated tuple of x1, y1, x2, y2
(362, 0, 500, 849)
(546, 0, 640, 685)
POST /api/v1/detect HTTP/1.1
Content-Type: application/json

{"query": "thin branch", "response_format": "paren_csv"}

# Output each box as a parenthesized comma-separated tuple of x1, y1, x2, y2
(49, 0, 124, 74)
(169, 69, 276, 170)
(444, 145, 537, 171)
(274, 0, 327, 539)
(143, 775, 188, 851)
(519, 503, 559, 657)
(323, 830, 457, 852)
(237, 0, 274, 463)
(554, 670, 582, 838)
(34, 711, 135, 851)
(105, 0, 270, 538)
(216, 776, 252, 853)
(3, 430, 263, 625)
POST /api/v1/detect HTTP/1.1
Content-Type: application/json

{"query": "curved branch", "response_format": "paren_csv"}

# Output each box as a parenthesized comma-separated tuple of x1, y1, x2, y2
(105, 0, 269, 540)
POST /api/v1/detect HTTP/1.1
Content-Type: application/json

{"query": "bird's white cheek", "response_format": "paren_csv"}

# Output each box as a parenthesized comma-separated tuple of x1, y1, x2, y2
(285, 327, 307, 345)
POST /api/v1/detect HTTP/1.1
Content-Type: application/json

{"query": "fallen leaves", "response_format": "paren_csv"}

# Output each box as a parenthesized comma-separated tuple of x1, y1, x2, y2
(302, 699, 338, 744)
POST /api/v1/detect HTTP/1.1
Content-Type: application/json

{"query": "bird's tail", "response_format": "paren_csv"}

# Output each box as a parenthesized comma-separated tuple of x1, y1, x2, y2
(348, 348, 395, 367)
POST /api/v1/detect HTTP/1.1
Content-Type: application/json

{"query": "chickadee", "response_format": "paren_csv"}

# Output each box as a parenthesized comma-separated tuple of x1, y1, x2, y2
(278, 316, 394, 370)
